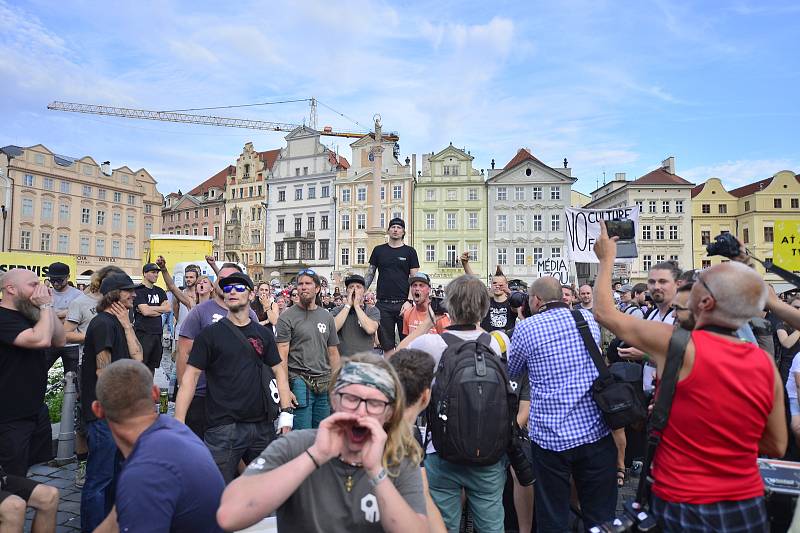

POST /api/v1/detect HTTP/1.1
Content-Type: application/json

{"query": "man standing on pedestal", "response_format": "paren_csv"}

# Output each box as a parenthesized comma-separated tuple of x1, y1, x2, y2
(365, 218, 420, 352)
(133, 263, 171, 374)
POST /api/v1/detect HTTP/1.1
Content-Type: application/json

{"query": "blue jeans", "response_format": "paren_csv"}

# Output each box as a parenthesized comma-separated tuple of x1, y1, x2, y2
(204, 421, 274, 484)
(290, 377, 330, 429)
(532, 433, 617, 532)
(81, 419, 121, 532)
(424, 452, 507, 533)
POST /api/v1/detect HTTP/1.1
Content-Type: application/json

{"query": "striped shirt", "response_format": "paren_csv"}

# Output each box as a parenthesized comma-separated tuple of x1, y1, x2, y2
(508, 306, 610, 451)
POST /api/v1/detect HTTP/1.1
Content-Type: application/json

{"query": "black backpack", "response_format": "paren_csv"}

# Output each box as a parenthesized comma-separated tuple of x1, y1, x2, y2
(426, 332, 517, 466)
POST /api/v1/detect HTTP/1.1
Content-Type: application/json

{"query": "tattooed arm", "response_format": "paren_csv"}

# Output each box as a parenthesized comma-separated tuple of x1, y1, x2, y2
(109, 302, 143, 362)
(96, 349, 112, 376)
(364, 264, 377, 289)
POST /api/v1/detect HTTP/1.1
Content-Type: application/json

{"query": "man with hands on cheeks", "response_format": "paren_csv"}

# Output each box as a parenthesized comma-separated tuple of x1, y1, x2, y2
(332, 274, 381, 357)
(593, 221, 786, 532)
(217, 353, 428, 533)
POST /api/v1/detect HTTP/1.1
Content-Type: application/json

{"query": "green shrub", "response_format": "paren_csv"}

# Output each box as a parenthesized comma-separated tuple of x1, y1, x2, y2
(46, 360, 65, 423)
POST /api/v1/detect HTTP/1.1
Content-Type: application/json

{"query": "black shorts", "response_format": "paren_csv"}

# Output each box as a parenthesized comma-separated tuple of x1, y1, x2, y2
(0, 405, 54, 477)
(138, 332, 163, 370)
(0, 474, 39, 505)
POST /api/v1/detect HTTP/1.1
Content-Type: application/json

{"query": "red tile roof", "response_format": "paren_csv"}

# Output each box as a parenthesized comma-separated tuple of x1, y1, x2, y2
(729, 175, 774, 198)
(503, 148, 547, 170)
(691, 183, 706, 198)
(328, 151, 350, 170)
(631, 168, 693, 186)
(258, 149, 281, 171)
(188, 165, 234, 196)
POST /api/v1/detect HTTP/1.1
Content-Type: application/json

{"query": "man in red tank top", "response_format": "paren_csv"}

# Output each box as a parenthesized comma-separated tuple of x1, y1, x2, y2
(592, 223, 787, 532)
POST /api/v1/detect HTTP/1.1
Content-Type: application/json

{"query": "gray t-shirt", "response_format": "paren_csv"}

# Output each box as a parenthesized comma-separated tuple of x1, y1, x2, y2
(53, 286, 82, 313)
(244, 429, 426, 532)
(276, 306, 339, 378)
(66, 292, 101, 359)
(331, 305, 381, 357)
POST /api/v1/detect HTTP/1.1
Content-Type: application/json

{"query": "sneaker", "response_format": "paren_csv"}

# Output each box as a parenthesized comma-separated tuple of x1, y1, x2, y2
(75, 460, 87, 488)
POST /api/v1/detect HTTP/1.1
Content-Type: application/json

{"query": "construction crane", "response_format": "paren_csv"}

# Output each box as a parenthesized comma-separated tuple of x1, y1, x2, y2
(46, 100, 400, 142)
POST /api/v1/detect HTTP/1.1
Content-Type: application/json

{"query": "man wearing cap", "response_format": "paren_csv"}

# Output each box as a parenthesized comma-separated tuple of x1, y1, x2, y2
(331, 274, 381, 357)
(45, 261, 82, 372)
(617, 284, 645, 319)
(133, 263, 171, 374)
(80, 273, 143, 532)
(365, 217, 420, 352)
(402, 272, 450, 338)
(176, 272, 292, 483)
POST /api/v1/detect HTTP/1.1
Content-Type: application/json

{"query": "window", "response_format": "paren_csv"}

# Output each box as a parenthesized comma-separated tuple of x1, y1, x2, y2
(497, 248, 507, 265)
(321, 215, 328, 230)
(642, 225, 651, 240)
(127, 194, 135, 205)
(95, 238, 105, 256)
(278, 190, 286, 202)
(512, 214, 525, 233)
(392, 185, 402, 200)
(648, 201, 657, 214)
(551, 246, 561, 259)
(215, 207, 220, 216)
(532, 187, 542, 200)
(57, 234, 68, 253)
(60, 181, 70, 193)
(97, 188, 106, 200)
(295, 168, 300, 176)
(113, 191, 121, 202)
(426, 244, 435, 262)
(112, 240, 120, 257)
(496, 187, 507, 201)
(515, 247, 525, 265)
(426, 189, 435, 201)
(185, 212, 190, 221)
(669, 225, 678, 240)
(643, 255, 652, 272)
(425, 213, 435, 230)
(701, 230, 711, 245)
(657, 254, 665, 263)
(744, 200, 751, 211)
(97, 210, 105, 225)
(774, 198, 782, 209)
(380, 213, 385, 228)
(294, 217, 302, 233)
(81, 208, 90, 224)
(659, 201, 669, 214)
(303, 167, 309, 175)
(357, 248, 366, 264)
(20, 230, 31, 250)
(308, 216, 315, 231)
(127, 214, 135, 231)
(446, 245, 457, 265)
(670, 255, 679, 262)
(21, 198, 33, 217)
(126, 242, 134, 259)
(321, 185, 330, 198)
(193, 209, 198, 219)
(295, 188, 303, 201)
(700, 259, 710, 269)
(320, 240, 329, 260)
(258, 185, 262, 197)
(793, 199, 799, 209)
(675, 200, 684, 213)
(533, 247, 543, 262)
(357, 188, 366, 202)
(635, 200, 643, 213)
(341, 214, 350, 230)
(39, 200, 53, 220)
(341, 189, 351, 203)
(80, 236, 90, 254)
(202, 227, 208, 236)
(764, 226, 774, 242)
(467, 244, 478, 262)
(393, 211, 402, 220)
(341, 247, 350, 266)
(742, 228, 750, 243)
(214, 226, 220, 239)
(514, 187, 525, 201)
(497, 215, 508, 232)
(43, 177, 54, 190)
(467, 212, 479, 230)
(550, 186, 561, 200)
(58, 203, 69, 222)
(551, 214, 560, 232)
(447, 189, 457, 201)
(144, 222, 152, 236)
(35, 154, 45, 165)
(83, 185, 92, 197)
(380, 187, 385, 201)
(23, 174, 34, 187)
(719, 204, 727, 214)
(285, 242, 297, 261)
(468, 188, 478, 201)
(701, 204, 710, 214)
(357, 213, 366, 230)
(39, 232, 50, 251)
(274, 243, 284, 261)
(250, 229, 261, 245)
(447, 212, 457, 230)
(656, 226, 665, 240)
(533, 215, 542, 232)
(444, 164, 458, 175)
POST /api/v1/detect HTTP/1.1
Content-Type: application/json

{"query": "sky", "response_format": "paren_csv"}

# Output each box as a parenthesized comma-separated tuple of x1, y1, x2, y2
(1, 0, 798, 196)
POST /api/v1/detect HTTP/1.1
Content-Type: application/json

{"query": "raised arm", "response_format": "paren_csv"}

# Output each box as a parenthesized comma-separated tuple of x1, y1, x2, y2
(205, 255, 220, 276)
(460, 251, 475, 276)
(157, 256, 195, 309)
(12, 285, 57, 349)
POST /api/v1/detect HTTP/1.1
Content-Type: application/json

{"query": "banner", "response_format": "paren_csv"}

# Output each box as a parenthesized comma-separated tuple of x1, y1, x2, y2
(0, 252, 78, 282)
(535, 258, 571, 284)
(774, 220, 800, 272)
(564, 206, 639, 263)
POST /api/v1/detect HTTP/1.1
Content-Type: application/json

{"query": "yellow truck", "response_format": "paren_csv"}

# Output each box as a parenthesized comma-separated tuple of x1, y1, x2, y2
(146, 234, 214, 289)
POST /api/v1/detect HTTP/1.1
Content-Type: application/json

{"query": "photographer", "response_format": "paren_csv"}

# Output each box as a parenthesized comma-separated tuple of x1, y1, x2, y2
(401, 273, 450, 338)
(332, 275, 381, 357)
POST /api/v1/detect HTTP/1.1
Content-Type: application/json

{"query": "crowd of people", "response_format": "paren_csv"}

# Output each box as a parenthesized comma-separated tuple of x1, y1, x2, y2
(2, 217, 800, 532)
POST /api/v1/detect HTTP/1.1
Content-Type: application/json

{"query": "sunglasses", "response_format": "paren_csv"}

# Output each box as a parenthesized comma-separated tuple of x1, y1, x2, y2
(671, 304, 689, 312)
(297, 268, 316, 277)
(222, 284, 248, 293)
(693, 271, 716, 301)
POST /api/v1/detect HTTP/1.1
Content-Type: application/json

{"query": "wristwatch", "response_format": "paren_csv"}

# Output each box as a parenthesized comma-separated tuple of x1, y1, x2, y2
(40, 304, 54, 310)
(280, 407, 295, 414)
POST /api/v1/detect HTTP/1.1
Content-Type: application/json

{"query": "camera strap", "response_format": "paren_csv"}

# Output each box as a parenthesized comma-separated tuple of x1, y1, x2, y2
(635, 327, 691, 506)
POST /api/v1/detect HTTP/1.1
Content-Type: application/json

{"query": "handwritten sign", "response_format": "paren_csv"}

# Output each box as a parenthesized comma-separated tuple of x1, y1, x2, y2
(564, 207, 639, 263)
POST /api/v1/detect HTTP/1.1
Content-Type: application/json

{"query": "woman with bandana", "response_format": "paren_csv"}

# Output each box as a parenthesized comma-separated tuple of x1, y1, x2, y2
(217, 352, 427, 532)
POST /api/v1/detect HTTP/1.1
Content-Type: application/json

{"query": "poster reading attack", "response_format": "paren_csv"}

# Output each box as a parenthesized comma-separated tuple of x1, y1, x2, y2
(563, 206, 640, 263)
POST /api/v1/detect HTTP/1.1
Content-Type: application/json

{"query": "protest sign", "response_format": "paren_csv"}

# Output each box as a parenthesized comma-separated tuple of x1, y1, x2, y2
(535, 258, 572, 284)
(564, 206, 639, 263)
(774, 220, 800, 272)
(0, 252, 78, 281)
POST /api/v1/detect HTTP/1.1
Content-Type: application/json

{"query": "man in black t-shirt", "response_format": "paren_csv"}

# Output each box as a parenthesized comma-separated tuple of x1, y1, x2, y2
(178, 272, 292, 483)
(365, 217, 420, 351)
(133, 263, 171, 373)
(0, 268, 66, 477)
(460, 254, 516, 334)
(80, 273, 143, 532)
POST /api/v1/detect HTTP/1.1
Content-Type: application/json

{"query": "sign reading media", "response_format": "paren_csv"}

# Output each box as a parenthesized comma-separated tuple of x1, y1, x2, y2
(564, 207, 639, 263)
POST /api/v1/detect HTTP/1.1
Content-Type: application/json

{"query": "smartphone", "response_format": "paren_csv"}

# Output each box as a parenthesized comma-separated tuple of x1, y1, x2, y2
(606, 219, 635, 241)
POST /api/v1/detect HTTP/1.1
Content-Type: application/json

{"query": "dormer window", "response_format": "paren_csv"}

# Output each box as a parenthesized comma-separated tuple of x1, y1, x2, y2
(244, 164, 250, 177)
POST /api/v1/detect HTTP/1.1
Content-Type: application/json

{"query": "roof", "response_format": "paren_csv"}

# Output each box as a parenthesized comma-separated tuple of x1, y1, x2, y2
(631, 168, 693, 186)
(327, 151, 350, 170)
(691, 183, 706, 198)
(503, 148, 547, 170)
(188, 165, 234, 196)
(258, 149, 281, 171)
(729, 175, 774, 198)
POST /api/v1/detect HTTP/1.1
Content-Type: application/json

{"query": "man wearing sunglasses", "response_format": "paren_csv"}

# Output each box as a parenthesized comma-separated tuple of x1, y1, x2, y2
(672, 283, 696, 331)
(176, 271, 292, 483)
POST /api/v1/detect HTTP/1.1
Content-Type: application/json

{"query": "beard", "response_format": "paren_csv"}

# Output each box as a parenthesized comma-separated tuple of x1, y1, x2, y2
(226, 301, 246, 313)
(16, 297, 41, 322)
(651, 292, 665, 303)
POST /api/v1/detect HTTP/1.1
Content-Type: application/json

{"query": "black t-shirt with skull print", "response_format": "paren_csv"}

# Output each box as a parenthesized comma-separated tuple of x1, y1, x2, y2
(480, 298, 516, 334)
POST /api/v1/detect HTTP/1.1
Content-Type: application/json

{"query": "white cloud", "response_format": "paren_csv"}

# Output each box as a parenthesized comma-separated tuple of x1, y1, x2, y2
(682, 159, 800, 189)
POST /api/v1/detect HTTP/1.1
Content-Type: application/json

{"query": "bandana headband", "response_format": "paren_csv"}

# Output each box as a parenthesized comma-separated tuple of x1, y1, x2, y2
(334, 361, 396, 402)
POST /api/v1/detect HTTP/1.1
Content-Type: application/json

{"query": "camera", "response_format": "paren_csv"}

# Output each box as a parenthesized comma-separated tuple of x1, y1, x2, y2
(706, 232, 741, 259)
(507, 426, 535, 486)
(429, 296, 448, 316)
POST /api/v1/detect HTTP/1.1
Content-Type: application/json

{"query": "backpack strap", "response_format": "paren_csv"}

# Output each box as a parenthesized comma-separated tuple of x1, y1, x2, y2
(440, 332, 464, 347)
(570, 310, 611, 380)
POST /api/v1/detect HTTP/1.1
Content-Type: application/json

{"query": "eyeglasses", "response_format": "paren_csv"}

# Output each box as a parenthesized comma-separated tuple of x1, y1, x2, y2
(222, 284, 248, 293)
(336, 392, 390, 415)
(671, 304, 689, 312)
(694, 271, 716, 301)
(290, 292, 299, 297)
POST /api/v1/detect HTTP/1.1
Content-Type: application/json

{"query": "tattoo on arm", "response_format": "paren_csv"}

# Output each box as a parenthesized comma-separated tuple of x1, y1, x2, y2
(96, 350, 111, 373)
(364, 265, 376, 289)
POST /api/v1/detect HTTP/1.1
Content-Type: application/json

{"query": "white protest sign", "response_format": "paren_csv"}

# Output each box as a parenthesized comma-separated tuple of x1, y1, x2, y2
(535, 258, 571, 284)
(564, 206, 639, 263)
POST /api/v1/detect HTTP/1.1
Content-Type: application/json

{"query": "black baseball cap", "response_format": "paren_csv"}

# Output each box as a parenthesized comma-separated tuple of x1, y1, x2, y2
(388, 217, 405, 229)
(100, 273, 137, 295)
(47, 262, 70, 280)
(344, 274, 366, 287)
(218, 272, 254, 291)
(142, 263, 160, 274)
(408, 272, 431, 287)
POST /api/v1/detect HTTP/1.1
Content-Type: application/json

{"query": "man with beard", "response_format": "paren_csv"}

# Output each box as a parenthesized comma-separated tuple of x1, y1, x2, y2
(561, 285, 576, 307)
(80, 273, 143, 532)
(461, 254, 516, 333)
(45, 261, 82, 373)
(365, 218, 420, 351)
(276, 269, 340, 430)
(133, 263, 171, 374)
(672, 283, 696, 331)
(0, 269, 66, 477)
(176, 272, 292, 483)
(155, 258, 200, 339)
(331, 274, 380, 357)
(401, 272, 450, 337)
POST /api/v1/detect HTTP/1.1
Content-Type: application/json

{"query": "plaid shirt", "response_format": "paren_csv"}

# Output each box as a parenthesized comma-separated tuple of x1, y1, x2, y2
(508, 306, 610, 451)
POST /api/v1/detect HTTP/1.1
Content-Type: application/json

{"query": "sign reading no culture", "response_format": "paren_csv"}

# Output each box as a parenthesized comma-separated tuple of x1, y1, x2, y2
(563, 207, 640, 263)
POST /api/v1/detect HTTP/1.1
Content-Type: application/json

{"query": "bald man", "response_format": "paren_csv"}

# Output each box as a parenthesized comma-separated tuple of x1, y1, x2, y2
(578, 284, 594, 312)
(0, 269, 66, 477)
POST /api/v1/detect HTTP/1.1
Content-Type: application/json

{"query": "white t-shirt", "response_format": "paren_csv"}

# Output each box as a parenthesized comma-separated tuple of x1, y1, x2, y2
(642, 306, 676, 391)
(787, 354, 800, 400)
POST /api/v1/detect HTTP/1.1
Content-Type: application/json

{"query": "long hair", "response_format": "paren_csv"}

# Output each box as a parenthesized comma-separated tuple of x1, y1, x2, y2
(329, 352, 422, 476)
(88, 266, 125, 294)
